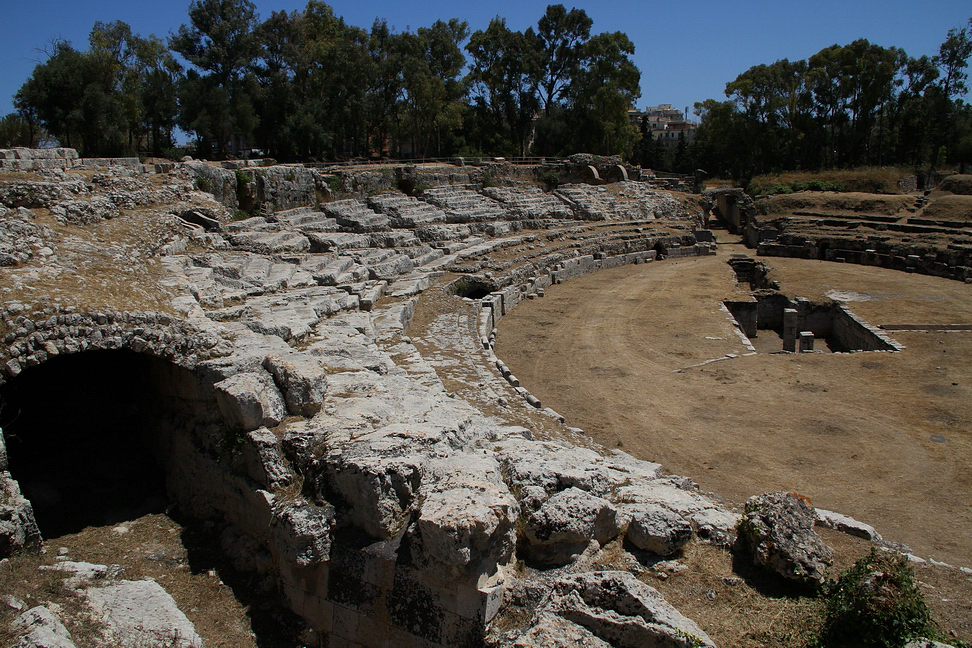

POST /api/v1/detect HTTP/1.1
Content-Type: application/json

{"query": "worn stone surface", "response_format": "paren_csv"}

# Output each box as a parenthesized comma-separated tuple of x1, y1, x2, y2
(0, 472, 42, 555)
(10, 605, 77, 648)
(524, 487, 620, 566)
(263, 353, 328, 416)
(624, 503, 693, 556)
(84, 580, 203, 648)
(737, 491, 834, 585)
(213, 371, 288, 431)
(509, 571, 715, 648)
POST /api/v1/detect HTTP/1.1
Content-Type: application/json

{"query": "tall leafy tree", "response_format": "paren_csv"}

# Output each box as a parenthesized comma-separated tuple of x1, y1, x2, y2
(465, 18, 540, 156)
(171, 0, 260, 156)
(564, 30, 640, 156)
(534, 4, 592, 114)
(396, 19, 469, 157)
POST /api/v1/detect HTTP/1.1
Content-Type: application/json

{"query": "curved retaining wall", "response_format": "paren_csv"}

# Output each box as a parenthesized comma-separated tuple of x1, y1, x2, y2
(473, 236, 715, 413)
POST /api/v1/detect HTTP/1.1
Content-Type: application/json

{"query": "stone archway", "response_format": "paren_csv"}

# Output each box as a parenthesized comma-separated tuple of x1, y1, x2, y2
(0, 348, 223, 539)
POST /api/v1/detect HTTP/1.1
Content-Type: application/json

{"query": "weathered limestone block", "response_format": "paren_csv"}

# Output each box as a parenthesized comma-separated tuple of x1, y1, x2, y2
(184, 160, 238, 210)
(369, 254, 415, 281)
(0, 472, 42, 557)
(496, 439, 616, 497)
(737, 491, 834, 586)
(213, 372, 287, 431)
(411, 455, 519, 582)
(540, 571, 716, 648)
(263, 353, 328, 416)
(323, 425, 436, 539)
(10, 605, 77, 648)
(49, 197, 119, 225)
(510, 612, 612, 648)
(524, 487, 620, 566)
(815, 507, 883, 542)
(270, 500, 334, 568)
(84, 580, 203, 648)
(240, 428, 292, 489)
(623, 503, 693, 556)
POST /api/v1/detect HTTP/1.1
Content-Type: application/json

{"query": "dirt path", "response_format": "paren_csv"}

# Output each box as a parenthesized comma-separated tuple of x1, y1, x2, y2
(497, 242, 972, 567)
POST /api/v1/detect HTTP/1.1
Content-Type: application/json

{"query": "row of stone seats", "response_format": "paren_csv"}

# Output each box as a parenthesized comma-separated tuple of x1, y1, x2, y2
(421, 186, 511, 223)
(272, 206, 338, 232)
(367, 193, 448, 228)
(482, 185, 574, 220)
(322, 199, 390, 232)
(556, 182, 693, 221)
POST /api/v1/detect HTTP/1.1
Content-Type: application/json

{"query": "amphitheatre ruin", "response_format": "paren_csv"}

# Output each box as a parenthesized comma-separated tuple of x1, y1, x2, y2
(0, 148, 970, 646)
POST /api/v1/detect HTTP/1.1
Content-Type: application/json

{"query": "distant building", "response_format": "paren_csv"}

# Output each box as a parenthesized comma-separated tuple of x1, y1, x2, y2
(628, 104, 697, 147)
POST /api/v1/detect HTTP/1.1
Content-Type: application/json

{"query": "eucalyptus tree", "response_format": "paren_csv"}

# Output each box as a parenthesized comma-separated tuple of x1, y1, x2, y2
(396, 19, 469, 157)
(171, 0, 261, 156)
(564, 30, 640, 156)
(465, 17, 540, 156)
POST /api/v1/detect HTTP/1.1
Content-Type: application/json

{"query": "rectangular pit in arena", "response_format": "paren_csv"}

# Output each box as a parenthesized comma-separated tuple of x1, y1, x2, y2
(724, 295, 902, 354)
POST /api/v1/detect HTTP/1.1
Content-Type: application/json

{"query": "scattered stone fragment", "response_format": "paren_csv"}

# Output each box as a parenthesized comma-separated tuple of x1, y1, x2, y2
(737, 491, 834, 585)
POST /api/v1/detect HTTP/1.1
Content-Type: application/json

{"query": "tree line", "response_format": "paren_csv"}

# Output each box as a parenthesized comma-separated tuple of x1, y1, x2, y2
(2, 0, 640, 160)
(642, 19, 972, 179)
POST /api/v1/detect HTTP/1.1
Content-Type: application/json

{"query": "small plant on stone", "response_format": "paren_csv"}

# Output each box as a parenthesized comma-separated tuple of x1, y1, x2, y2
(194, 175, 213, 193)
(814, 548, 936, 648)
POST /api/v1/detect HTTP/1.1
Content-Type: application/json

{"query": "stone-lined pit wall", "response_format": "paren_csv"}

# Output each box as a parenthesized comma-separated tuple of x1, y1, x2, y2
(723, 292, 902, 353)
(749, 223, 972, 283)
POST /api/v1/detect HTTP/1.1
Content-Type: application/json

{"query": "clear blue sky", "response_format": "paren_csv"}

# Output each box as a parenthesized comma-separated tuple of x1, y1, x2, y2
(1, 0, 970, 123)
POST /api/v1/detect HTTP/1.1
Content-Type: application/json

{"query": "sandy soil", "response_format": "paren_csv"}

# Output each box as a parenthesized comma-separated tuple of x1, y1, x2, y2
(497, 240, 972, 568)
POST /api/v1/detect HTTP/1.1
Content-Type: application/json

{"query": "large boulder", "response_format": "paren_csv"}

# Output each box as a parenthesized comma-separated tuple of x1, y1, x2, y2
(524, 487, 620, 567)
(262, 353, 328, 416)
(213, 372, 288, 431)
(10, 605, 77, 648)
(84, 580, 203, 648)
(737, 491, 834, 586)
(270, 499, 334, 568)
(623, 503, 693, 556)
(410, 455, 519, 582)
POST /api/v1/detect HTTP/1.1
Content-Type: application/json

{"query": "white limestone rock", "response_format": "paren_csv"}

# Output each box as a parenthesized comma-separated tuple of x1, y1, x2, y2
(623, 503, 693, 556)
(10, 605, 77, 648)
(738, 492, 834, 586)
(540, 571, 716, 648)
(0, 472, 41, 557)
(214, 371, 287, 431)
(84, 580, 203, 648)
(270, 500, 334, 568)
(411, 455, 519, 582)
(524, 487, 620, 567)
(815, 508, 883, 542)
(240, 428, 293, 489)
(263, 353, 328, 416)
(509, 612, 612, 648)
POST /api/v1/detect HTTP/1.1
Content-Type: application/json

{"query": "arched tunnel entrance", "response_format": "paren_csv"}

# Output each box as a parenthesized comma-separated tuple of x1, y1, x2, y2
(0, 349, 220, 538)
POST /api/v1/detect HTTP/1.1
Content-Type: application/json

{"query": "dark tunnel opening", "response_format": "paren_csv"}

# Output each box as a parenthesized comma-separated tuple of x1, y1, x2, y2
(0, 349, 208, 538)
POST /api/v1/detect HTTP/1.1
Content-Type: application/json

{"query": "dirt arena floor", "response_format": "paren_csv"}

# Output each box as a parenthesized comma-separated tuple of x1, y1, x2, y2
(497, 240, 972, 567)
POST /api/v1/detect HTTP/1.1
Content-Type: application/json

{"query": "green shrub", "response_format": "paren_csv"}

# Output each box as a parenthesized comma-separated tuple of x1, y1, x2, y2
(328, 175, 343, 195)
(482, 171, 497, 188)
(537, 169, 561, 189)
(815, 549, 935, 648)
(234, 168, 250, 187)
(194, 175, 212, 193)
